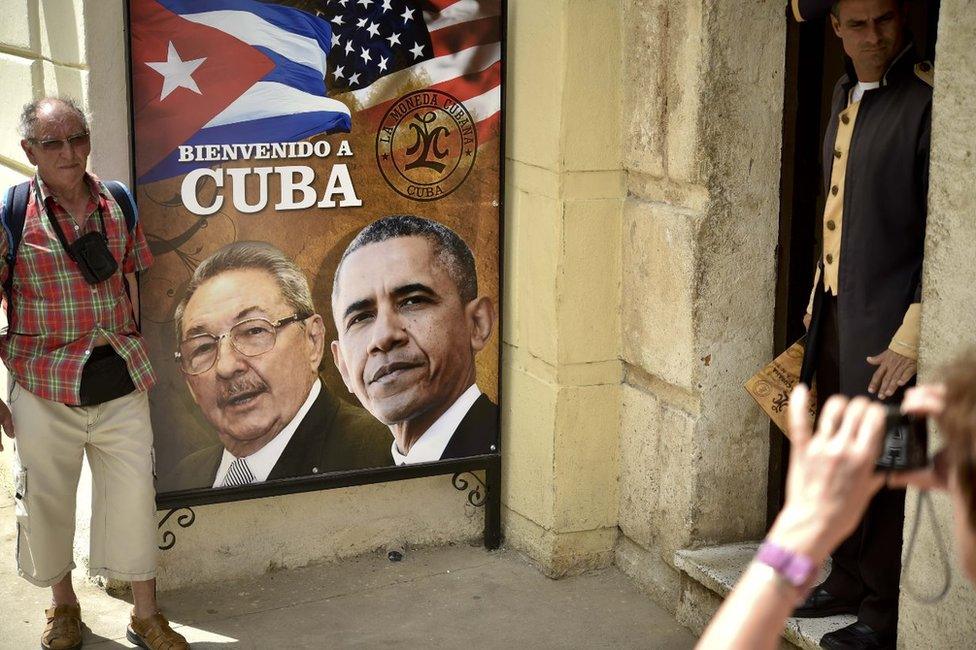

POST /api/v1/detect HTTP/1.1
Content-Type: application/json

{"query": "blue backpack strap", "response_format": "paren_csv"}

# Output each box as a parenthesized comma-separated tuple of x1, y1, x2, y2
(102, 180, 138, 232)
(2, 181, 32, 305)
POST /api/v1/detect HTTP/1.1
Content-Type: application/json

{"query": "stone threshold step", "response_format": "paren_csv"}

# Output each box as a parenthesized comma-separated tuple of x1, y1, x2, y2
(675, 542, 855, 650)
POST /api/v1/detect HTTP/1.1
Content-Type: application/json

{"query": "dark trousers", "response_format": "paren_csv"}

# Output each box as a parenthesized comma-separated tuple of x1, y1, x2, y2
(815, 295, 906, 638)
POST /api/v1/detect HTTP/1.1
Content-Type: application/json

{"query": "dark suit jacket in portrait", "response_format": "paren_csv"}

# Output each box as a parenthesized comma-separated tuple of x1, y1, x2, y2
(440, 393, 499, 460)
(158, 384, 392, 492)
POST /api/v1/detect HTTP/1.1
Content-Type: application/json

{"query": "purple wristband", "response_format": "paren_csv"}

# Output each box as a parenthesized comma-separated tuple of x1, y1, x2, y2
(756, 540, 818, 594)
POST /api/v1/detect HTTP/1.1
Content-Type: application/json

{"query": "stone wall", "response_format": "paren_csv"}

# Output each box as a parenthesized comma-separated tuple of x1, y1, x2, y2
(614, 0, 786, 614)
(899, 3, 976, 646)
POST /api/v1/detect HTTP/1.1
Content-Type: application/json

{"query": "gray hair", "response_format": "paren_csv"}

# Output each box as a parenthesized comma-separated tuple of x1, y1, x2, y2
(18, 97, 89, 140)
(174, 241, 315, 340)
(333, 215, 478, 304)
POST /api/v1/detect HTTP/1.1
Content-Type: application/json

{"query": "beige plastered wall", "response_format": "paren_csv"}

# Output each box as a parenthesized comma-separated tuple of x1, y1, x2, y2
(502, 0, 786, 609)
(899, 5, 976, 646)
(0, 0, 482, 590)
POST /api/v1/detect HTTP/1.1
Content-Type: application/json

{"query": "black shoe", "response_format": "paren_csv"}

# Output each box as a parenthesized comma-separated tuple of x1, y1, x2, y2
(820, 621, 894, 649)
(793, 587, 859, 618)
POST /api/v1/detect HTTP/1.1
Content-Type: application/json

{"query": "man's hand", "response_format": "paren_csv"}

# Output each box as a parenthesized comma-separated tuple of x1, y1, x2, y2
(867, 349, 917, 400)
(0, 399, 14, 451)
(767, 386, 887, 563)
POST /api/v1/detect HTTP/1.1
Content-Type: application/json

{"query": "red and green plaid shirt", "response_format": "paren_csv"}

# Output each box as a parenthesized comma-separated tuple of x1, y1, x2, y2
(0, 173, 156, 404)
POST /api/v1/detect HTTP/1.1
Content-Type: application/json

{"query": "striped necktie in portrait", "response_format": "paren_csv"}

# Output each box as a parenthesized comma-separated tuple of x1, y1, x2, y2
(221, 457, 254, 487)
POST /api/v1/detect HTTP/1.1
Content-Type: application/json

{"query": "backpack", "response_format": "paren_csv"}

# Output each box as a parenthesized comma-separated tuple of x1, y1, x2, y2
(0, 179, 138, 304)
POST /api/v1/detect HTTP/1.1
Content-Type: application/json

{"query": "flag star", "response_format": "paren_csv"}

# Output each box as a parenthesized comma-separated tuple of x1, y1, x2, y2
(332, 65, 345, 80)
(145, 42, 206, 101)
(357, 0, 373, 7)
(366, 21, 381, 38)
(409, 42, 424, 59)
(381, 0, 393, 12)
(344, 40, 355, 55)
(377, 55, 388, 72)
(331, 33, 340, 48)
(331, 14, 344, 25)
(360, 47, 372, 64)
(356, 17, 368, 28)
(386, 32, 401, 47)
(401, 7, 415, 23)
(349, 72, 361, 86)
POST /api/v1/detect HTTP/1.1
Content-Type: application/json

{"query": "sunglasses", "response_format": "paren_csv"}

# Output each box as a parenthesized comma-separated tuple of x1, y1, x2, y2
(30, 130, 91, 153)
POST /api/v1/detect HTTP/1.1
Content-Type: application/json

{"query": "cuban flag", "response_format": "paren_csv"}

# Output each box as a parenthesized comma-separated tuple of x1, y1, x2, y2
(131, 0, 351, 183)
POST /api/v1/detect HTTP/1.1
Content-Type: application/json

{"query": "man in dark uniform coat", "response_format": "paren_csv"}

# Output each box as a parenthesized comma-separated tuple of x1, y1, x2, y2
(792, 1, 932, 648)
(159, 241, 391, 493)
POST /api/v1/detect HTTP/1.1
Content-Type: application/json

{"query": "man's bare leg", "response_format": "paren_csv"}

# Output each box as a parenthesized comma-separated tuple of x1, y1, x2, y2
(51, 573, 79, 606)
(131, 578, 158, 619)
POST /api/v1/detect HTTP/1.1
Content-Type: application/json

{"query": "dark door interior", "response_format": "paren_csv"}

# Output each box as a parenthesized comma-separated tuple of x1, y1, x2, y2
(767, 0, 941, 526)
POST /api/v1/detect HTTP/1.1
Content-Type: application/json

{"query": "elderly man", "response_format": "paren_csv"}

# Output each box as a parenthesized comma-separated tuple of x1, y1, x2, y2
(0, 98, 187, 649)
(792, 1, 933, 648)
(331, 215, 498, 465)
(160, 241, 390, 491)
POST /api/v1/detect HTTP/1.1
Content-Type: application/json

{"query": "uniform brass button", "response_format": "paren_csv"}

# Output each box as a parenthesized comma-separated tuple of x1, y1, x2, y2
(841, 114, 850, 125)
(826, 254, 834, 264)
(827, 220, 836, 231)
(831, 185, 839, 196)
(834, 149, 842, 159)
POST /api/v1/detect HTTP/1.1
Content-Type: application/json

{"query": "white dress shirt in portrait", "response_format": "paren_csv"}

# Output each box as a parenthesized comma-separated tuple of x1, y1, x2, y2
(212, 379, 322, 487)
(391, 384, 481, 466)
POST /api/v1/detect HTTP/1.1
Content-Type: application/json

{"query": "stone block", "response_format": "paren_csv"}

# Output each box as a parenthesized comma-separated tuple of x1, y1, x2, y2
(622, 0, 666, 178)
(561, 0, 620, 172)
(0, 0, 38, 52)
(516, 189, 560, 364)
(85, 0, 131, 181)
(615, 536, 682, 615)
(505, 0, 562, 171)
(500, 364, 557, 530)
(0, 53, 40, 165)
(557, 198, 621, 365)
(502, 508, 616, 579)
(621, 197, 698, 390)
(39, 0, 85, 66)
(41, 60, 88, 108)
(552, 383, 619, 532)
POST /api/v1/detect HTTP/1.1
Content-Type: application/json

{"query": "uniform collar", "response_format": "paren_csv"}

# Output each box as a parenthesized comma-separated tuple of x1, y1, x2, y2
(842, 41, 917, 91)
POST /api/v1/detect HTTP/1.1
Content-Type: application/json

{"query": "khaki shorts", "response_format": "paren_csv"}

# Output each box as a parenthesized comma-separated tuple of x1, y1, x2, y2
(10, 383, 157, 587)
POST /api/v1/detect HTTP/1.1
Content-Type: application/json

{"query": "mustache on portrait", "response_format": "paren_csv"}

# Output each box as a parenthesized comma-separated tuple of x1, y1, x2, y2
(216, 377, 269, 408)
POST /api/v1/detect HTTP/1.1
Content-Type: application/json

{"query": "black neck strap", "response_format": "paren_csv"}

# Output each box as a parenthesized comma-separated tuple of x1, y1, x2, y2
(35, 184, 107, 261)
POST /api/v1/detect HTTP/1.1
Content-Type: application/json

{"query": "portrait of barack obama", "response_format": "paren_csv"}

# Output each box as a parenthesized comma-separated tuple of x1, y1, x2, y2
(159, 241, 391, 492)
(331, 215, 499, 465)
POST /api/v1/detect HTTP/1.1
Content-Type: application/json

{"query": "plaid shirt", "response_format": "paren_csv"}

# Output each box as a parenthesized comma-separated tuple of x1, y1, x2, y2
(0, 173, 156, 404)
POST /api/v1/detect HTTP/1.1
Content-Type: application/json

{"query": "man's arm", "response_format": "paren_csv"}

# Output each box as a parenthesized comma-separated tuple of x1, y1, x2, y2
(125, 271, 140, 327)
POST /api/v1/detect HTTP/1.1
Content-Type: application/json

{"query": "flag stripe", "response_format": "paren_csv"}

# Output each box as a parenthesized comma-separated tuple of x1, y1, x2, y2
(363, 60, 500, 126)
(178, 9, 328, 74)
(139, 110, 352, 184)
(256, 47, 326, 95)
(475, 110, 501, 146)
(349, 42, 501, 110)
(462, 85, 500, 123)
(205, 81, 350, 129)
(430, 16, 500, 58)
(425, 0, 501, 31)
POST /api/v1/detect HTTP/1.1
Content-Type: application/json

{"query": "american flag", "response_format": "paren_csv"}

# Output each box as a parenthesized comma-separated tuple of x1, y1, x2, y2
(316, 0, 502, 144)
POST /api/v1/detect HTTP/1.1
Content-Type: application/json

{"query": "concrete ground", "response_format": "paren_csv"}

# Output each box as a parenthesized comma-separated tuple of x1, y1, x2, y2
(0, 502, 697, 649)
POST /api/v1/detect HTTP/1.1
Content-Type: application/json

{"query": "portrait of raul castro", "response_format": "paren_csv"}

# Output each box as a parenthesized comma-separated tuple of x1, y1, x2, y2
(158, 241, 392, 492)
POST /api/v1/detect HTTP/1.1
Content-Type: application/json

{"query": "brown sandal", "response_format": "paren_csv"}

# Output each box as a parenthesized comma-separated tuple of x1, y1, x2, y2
(41, 603, 82, 650)
(126, 612, 189, 650)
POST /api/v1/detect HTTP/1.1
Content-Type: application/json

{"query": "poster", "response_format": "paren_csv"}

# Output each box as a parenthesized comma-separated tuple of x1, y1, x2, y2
(128, 0, 503, 497)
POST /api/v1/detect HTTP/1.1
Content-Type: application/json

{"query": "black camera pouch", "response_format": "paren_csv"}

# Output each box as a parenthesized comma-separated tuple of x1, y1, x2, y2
(77, 345, 135, 406)
(45, 202, 118, 285)
(69, 231, 118, 284)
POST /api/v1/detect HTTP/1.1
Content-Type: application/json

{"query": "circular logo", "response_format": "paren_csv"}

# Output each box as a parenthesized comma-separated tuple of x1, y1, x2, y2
(376, 89, 477, 201)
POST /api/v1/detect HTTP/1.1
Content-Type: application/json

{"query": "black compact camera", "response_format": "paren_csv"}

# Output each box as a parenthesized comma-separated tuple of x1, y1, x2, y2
(876, 406, 928, 470)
